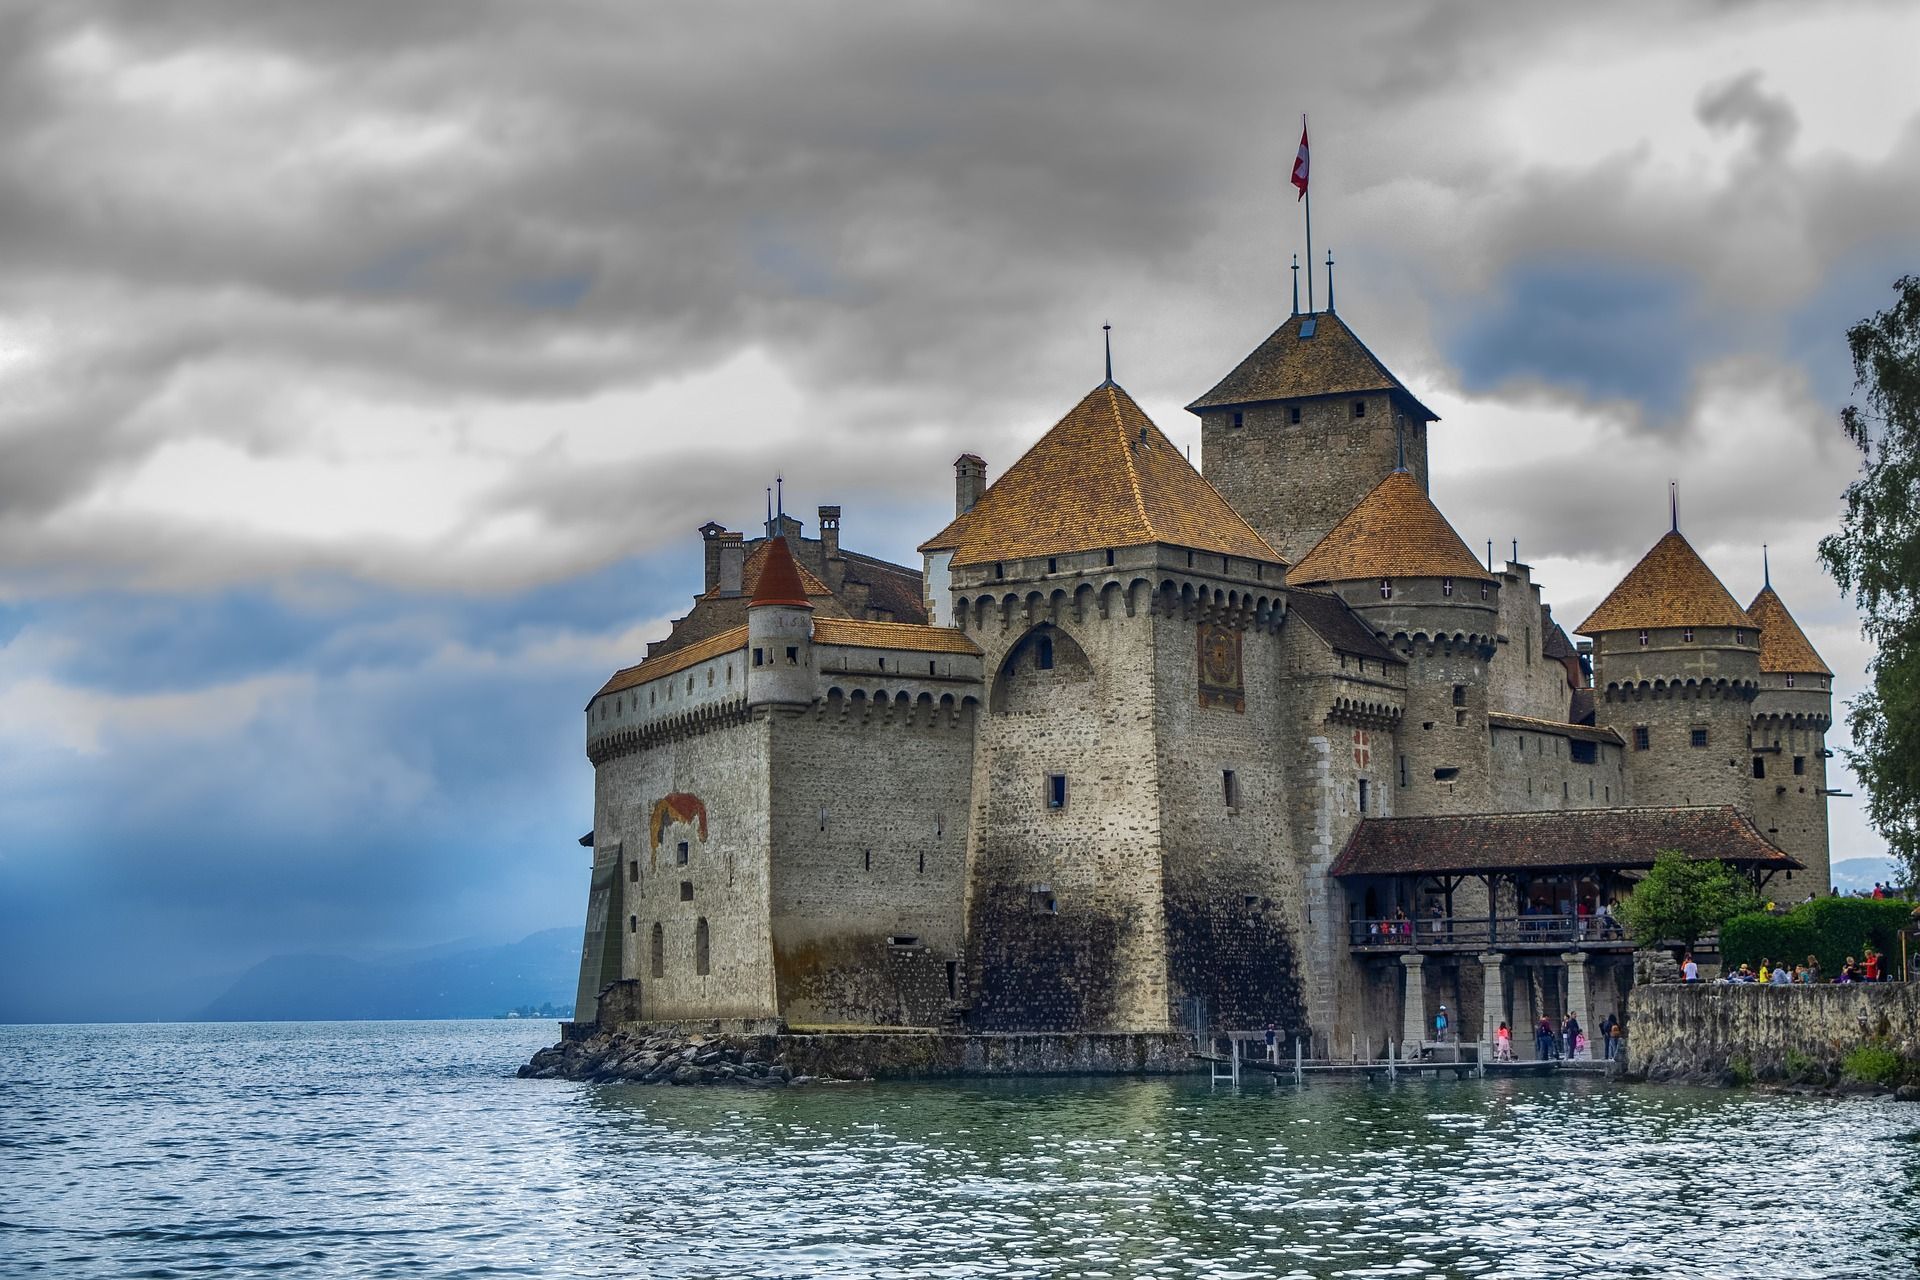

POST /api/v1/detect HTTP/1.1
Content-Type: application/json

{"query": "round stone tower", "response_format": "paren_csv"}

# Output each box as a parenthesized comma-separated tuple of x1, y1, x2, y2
(1289, 469, 1500, 815)
(1746, 578, 1835, 891)
(746, 536, 815, 708)
(1577, 529, 1760, 812)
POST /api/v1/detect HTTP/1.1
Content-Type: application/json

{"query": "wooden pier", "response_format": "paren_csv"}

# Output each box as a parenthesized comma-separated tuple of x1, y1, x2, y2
(1198, 1033, 1591, 1086)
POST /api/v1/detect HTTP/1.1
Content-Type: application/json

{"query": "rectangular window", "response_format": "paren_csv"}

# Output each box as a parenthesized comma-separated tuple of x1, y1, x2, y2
(1452, 684, 1466, 707)
(1352, 400, 1366, 418)
(1753, 757, 1766, 779)
(1047, 774, 1068, 809)
(679, 881, 693, 901)
(1288, 405, 1302, 424)
(785, 645, 799, 665)
(1222, 769, 1239, 809)
(1634, 726, 1651, 751)
(1570, 740, 1596, 765)
(753, 648, 764, 666)
(1793, 755, 1806, 776)
(1562, 781, 1570, 800)
(1690, 728, 1710, 748)
(1399, 755, 1409, 787)
(945, 961, 959, 999)
(629, 861, 639, 883)
(1036, 635, 1055, 669)
(1047, 556, 1058, 572)
(1105, 549, 1116, 566)
(676, 840, 690, 866)
(1358, 779, 1369, 813)
(1230, 411, 1244, 429)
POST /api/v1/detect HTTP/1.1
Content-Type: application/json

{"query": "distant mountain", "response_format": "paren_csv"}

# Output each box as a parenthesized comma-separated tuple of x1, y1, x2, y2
(200, 927, 579, 1021)
(1831, 856, 1902, 895)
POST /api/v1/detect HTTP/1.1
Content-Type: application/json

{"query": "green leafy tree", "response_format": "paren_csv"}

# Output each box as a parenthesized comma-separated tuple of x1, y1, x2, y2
(1618, 850, 1762, 950)
(1819, 276, 1920, 877)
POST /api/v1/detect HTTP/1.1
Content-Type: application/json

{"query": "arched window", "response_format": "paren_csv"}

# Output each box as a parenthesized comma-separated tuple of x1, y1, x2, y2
(694, 918, 711, 976)
(649, 924, 664, 978)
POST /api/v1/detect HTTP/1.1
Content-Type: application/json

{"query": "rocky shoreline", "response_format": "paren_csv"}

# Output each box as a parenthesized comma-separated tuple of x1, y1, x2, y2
(518, 1027, 826, 1087)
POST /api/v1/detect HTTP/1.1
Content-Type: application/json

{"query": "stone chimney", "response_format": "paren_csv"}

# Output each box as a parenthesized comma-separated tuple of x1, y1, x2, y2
(716, 532, 746, 596)
(698, 521, 729, 593)
(955, 454, 986, 516)
(818, 505, 841, 560)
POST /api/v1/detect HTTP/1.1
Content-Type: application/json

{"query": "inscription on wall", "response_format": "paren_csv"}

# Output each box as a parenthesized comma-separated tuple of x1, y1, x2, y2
(1197, 624, 1245, 713)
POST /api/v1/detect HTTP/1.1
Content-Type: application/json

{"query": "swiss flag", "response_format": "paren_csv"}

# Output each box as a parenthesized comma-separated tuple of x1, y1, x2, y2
(1291, 121, 1310, 200)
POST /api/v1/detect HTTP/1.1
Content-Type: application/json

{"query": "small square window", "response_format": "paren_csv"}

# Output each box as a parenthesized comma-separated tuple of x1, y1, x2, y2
(1288, 405, 1302, 425)
(1690, 728, 1709, 748)
(1634, 726, 1651, 751)
(1352, 400, 1366, 418)
(676, 841, 690, 866)
(679, 881, 693, 901)
(1046, 774, 1067, 809)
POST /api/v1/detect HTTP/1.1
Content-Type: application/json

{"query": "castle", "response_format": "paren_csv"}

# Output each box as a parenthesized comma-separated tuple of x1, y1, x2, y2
(570, 295, 1830, 1055)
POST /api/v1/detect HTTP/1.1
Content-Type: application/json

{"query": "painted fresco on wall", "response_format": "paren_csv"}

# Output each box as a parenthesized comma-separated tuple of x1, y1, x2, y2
(648, 791, 709, 857)
(1197, 623, 1245, 713)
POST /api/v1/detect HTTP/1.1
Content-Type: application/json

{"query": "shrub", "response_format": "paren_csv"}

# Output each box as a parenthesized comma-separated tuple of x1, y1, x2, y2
(1619, 850, 1762, 949)
(1720, 897, 1914, 977)
(1842, 1041, 1902, 1086)
(1784, 1047, 1816, 1080)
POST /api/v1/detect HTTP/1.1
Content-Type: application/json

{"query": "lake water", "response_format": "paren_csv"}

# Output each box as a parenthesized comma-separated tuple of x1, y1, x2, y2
(2, 1021, 1917, 1278)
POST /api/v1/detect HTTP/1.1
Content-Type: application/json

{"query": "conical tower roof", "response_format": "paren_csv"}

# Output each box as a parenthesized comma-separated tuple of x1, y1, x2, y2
(1746, 586, 1832, 675)
(1286, 470, 1493, 586)
(1187, 311, 1437, 420)
(919, 381, 1283, 569)
(1576, 531, 1755, 634)
(750, 536, 811, 608)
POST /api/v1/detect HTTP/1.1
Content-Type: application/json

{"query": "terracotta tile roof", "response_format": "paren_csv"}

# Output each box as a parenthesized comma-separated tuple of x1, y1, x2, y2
(1187, 311, 1438, 419)
(1486, 712, 1623, 747)
(838, 550, 928, 623)
(594, 626, 748, 701)
(1329, 806, 1800, 878)
(704, 539, 834, 603)
(918, 381, 1284, 568)
(813, 618, 981, 655)
(1284, 588, 1404, 665)
(1287, 470, 1495, 586)
(751, 537, 810, 607)
(1746, 586, 1833, 676)
(1570, 687, 1596, 724)
(1576, 531, 1756, 634)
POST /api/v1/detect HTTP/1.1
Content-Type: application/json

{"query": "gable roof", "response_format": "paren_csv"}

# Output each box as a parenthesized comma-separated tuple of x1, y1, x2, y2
(812, 618, 980, 654)
(1187, 311, 1438, 419)
(1746, 586, 1833, 676)
(919, 381, 1284, 568)
(1329, 806, 1799, 877)
(1576, 531, 1756, 634)
(595, 626, 748, 701)
(1287, 470, 1494, 586)
(1284, 588, 1404, 665)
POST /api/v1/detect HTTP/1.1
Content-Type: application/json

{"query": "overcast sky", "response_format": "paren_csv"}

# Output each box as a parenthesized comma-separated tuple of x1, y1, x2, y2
(2, 1, 1916, 1020)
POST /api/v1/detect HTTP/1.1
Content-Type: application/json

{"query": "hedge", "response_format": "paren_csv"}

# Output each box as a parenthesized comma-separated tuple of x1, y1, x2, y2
(1719, 897, 1916, 977)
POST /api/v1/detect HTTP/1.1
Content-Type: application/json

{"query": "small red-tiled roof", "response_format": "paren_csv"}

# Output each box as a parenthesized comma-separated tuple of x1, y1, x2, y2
(1287, 470, 1494, 586)
(919, 381, 1284, 568)
(1746, 586, 1832, 676)
(593, 626, 748, 702)
(813, 618, 980, 654)
(751, 537, 811, 608)
(1329, 806, 1799, 878)
(1577, 531, 1755, 634)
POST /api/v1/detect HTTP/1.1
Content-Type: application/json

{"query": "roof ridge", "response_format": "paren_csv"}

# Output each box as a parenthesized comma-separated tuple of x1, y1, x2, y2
(1110, 383, 1155, 544)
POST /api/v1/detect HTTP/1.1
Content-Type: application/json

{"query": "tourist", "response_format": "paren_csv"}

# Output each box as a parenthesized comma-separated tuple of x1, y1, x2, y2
(1682, 952, 1700, 982)
(1864, 950, 1882, 982)
(1806, 955, 1822, 984)
(1433, 1004, 1450, 1043)
(1599, 1013, 1619, 1059)
(1495, 1021, 1513, 1062)
(1609, 1016, 1625, 1058)
(1393, 907, 1411, 941)
(1535, 1015, 1554, 1060)
(1758, 958, 1772, 983)
(1770, 964, 1792, 987)
(1563, 1012, 1583, 1059)
(1839, 956, 1858, 983)
(1265, 1023, 1278, 1063)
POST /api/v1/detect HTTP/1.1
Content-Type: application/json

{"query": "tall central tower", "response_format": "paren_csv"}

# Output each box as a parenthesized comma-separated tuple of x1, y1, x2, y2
(1191, 311, 1439, 564)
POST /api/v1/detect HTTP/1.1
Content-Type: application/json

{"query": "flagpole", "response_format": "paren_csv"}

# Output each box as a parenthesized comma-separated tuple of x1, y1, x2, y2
(1302, 114, 1314, 315)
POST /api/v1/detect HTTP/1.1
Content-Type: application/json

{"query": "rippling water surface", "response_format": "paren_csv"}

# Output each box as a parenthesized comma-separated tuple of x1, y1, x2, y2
(3, 1021, 1918, 1278)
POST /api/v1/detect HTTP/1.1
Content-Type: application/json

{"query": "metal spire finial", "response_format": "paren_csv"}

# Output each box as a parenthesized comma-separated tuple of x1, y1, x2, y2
(1763, 543, 1771, 590)
(766, 485, 772, 526)
(1291, 255, 1300, 317)
(1103, 323, 1113, 384)
(776, 475, 784, 519)
(1325, 248, 1335, 313)
(1487, 540, 1494, 572)
(1670, 481, 1679, 533)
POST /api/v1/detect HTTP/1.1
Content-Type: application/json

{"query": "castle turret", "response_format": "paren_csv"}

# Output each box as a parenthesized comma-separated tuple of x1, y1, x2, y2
(1746, 579, 1835, 891)
(746, 536, 814, 707)
(1191, 311, 1439, 563)
(1288, 469, 1499, 814)
(1577, 530, 1760, 812)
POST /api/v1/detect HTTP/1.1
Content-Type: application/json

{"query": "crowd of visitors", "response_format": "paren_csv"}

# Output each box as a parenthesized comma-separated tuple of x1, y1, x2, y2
(1677, 948, 1901, 984)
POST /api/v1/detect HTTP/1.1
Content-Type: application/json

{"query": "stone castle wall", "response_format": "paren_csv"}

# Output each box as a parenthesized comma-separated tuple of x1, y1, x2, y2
(1487, 726, 1628, 811)
(1591, 626, 1760, 811)
(1484, 562, 1575, 722)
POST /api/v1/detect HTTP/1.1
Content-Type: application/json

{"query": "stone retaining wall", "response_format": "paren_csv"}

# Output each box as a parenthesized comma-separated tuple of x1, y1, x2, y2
(771, 1030, 1195, 1080)
(1626, 982, 1920, 1082)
